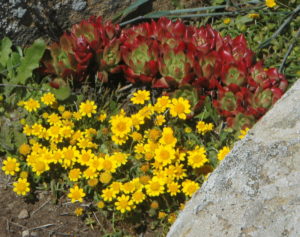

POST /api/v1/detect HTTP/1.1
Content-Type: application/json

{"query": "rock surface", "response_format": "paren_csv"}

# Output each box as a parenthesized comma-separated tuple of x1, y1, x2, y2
(0, 0, 206, 47)
(167, 79, 300, 237)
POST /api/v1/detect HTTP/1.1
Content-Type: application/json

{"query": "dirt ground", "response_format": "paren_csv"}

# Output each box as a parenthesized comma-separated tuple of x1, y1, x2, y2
(0, 169, 102, 237)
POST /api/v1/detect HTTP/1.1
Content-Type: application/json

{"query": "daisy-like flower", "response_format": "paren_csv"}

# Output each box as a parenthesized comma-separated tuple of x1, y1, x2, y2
(196, 121, 214, 135)
(132, 190, 146, 204)
(167, 182, 180, 196)
(155, 114, 166, 126)
(217, 146, 231, 161)
(159, 127, 177, 147)
(145, 178, 165, 197)
(110, 115, 132, 138)
(122, 181, 136, 194)
(238, 127, 249, 139)
(68, 185, 86, 203)
(154, 96, 171, 113)
(187, 146, 208, 168)
(155, 145, 175, 166)
(182, 179, 199, 197)
(99, 172, 112, 184)
(19, 143, 31, 156)
(68, 168, 82, 182)
(41, 92, 56, 106)
(131, 90, 150, 105)
(169, 97, 191, 120)
(79, 100, 97, 117)
(101, 188, 116, 202)
(115, 194, 134, 213)
(2, 157, 20, 175)
(23, 98, 40, 112)
(13, 178, 30, 196)
(74, 207, 84, 216)
(266, 0, 276, 8)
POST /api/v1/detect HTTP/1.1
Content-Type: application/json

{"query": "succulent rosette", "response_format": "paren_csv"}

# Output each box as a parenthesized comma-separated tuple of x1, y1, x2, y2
(120, 36, 159, 84)
(156, 42, 194, 88)
(45, 16, 121, 86)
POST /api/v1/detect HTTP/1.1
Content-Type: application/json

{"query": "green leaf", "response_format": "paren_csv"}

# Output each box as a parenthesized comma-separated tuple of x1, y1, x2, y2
(112, 0, 150, 21)
(15, 38, 46, 84)
(0, 37, 12, 67)
(51, 85, 71, 101)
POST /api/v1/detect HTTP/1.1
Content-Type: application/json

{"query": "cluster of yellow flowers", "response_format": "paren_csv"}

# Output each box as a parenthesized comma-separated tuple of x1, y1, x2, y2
(1, 90, 245, 219)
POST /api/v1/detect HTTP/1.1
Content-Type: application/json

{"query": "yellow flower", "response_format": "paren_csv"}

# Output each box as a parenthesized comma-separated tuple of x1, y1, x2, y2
(62, 111, 72, 120)
(238, 127, 249, 139)
(155, 114, 166, 126)
(115, 195, 133, 213)
(83, 167, 98, 179)
(110, 115, 132, 138)
(167, 182, 180, 196)
(159, 127, 177, 147)
(47, 113, 61, 125)
(139, 175, 151, 185)
(19, 143, 31, 156)
(168, 213, 177, 224)
(184, 127, 192, 133)
(217, 146, 230, 161)
(77, 149, 94, 166)
(145, 128, 161, 142)
(145, 178, 165, 197)
(23, 98, 40, 112)
(110, 181, 123, 194)
(132, 190, 146, 204)
(150, 201, 159, 209)
(131, 90, 150, 105)
(169, 97, 191, 120)
(130, 132, 143, 142)
(99, 172, 112, 184)
(187, 146, 208, 168)
(73, 111, 82, 120)
(13, 178, 30, 196)
(20, 171, 28, 179)
(74, 207, 84, 216)
(154, 96, 170, 113)
(68, 168, 82, 182)
(182, 180, 199, 197)
(248, 13, 260, 19)
(130, 113, 144, 131)
(58, 105, 65, 112)
(196, 121, 214, 135)
(31, 160, 49, 176)
(2, 157, 20, 175)
(223, 18, 231, 24)
(97, 112, 107, 122)
(87, 178, 98, 187)
(97, 201, 105, 209)
(158, 211, 167, 219)
(123, 181, 136, 194)
(101, 188, 116, 202)
(266, 0, 276, 8)
(68, 185, 86, 203)
(41, 92, 56, 106)
(155, 145, 175, 166)
(79, 100, 97, 117)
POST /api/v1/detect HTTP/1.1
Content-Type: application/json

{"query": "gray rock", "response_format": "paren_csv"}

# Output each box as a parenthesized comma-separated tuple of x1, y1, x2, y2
(22, 230, 38, 237)
(22, 230, 29, 237)
(18, 209, 29, 219)
(167, 79, 300, 237)
(72, 0, 87, 11)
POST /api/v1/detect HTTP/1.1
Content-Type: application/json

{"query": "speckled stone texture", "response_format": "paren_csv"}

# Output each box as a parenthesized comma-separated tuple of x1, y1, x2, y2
(167, 79, 300, 237)
(0, 0, 133, 46)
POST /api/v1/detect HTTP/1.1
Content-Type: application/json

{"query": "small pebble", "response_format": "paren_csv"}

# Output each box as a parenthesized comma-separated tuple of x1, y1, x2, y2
(18, 209, 29, 219)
